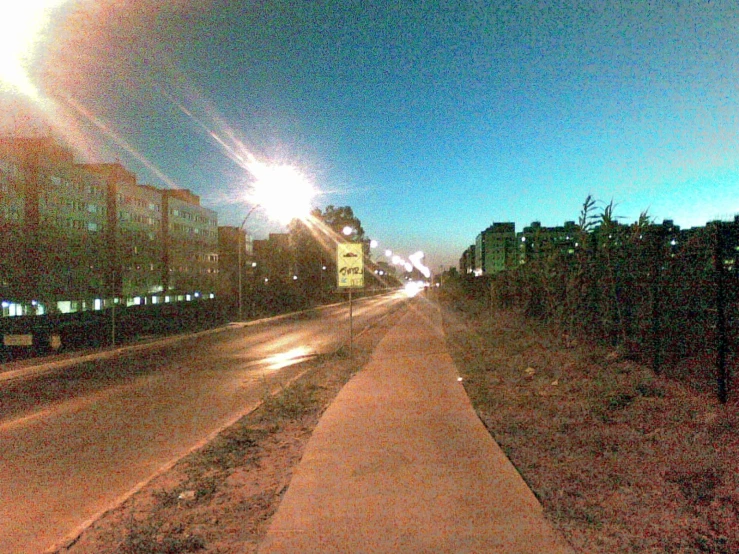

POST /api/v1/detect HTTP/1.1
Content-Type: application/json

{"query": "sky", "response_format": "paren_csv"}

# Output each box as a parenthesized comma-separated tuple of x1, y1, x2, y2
(2, 0, 739, 270)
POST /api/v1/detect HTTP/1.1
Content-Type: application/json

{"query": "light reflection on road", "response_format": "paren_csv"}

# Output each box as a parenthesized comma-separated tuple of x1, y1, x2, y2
(265, 346, 315, 371)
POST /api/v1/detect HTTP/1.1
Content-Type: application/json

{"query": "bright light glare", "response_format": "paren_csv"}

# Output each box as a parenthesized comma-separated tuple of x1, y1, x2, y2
(370, 239, 378, 248)
(0, 1, 67, 101)
(404, 281, 424, 298)
(266, 347, 312, 370)
(385, 249, 392, 257)
(244, 158, 316, 225)
(409, 251, 431, 278)
(342, 226, 354, 236)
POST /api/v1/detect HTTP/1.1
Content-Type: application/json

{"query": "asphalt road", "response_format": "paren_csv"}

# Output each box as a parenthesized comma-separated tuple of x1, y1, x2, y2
(0, 292, 407, 553)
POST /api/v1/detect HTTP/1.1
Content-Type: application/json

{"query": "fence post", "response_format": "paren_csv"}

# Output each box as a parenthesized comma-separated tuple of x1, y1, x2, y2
(714, 223, 729, 403)
(489, 276, 495, 315)
(650, 227, 665, 374)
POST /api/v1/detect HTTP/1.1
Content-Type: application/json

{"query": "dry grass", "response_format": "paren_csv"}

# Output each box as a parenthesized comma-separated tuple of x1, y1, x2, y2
(54, 303, 407, 554)
(440, 293, 739, 554)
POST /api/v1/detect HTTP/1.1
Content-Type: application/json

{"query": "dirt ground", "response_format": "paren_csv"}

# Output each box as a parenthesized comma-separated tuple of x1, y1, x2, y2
(440, 292, 739, 554)
(54, 302, 407, 554)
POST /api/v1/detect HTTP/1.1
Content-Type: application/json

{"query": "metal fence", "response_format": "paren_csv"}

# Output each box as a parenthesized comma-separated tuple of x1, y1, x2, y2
(488, 221, 736, 403)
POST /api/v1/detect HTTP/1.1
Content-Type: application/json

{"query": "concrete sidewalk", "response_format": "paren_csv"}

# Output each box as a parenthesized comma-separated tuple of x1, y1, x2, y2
(258, 297, 574, 554)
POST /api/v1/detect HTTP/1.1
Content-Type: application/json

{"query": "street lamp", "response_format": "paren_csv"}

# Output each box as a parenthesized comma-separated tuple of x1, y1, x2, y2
(238, 205, 260, 321)
(236, 157, 318, 321)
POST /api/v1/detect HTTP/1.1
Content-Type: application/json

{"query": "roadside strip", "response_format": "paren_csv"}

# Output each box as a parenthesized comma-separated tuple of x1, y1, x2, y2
(0, 295, 389, 384)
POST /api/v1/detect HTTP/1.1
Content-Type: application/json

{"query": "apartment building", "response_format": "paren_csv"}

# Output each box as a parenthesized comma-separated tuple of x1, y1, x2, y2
(0, 136, 220, 316)
(162, 189, 219, 298)
(252, 233, 294, 283)
(0, 137, 110, 314)
(518, 220, 578, 264)
(218, 225, 253, 299)
(459, 244, 476, 275)
(85, 163, 164, 300)
(475, 222, 516, 275)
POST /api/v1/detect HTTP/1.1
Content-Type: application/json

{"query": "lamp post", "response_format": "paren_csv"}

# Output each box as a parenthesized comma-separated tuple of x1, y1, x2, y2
(238, 205, 260, 321)
(236, 156, 317, 320)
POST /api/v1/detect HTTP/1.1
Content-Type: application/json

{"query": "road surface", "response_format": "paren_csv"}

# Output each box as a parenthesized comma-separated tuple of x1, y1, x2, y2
(0, 292, 406, 553)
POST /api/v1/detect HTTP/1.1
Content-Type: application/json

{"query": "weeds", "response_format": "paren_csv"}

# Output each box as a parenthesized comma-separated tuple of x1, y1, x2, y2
(666, 467, 723, 505)
(606, 391, 634, 410)
(635, 379, 665, 398)
(120, 517, 205, 554)
(439, 288, 739, 554)
(197, 428, 263, 471)
(261, 380, 320, 420)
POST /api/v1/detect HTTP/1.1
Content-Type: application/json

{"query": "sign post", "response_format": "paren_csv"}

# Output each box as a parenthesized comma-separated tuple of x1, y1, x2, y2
(337, 243, 364, 357)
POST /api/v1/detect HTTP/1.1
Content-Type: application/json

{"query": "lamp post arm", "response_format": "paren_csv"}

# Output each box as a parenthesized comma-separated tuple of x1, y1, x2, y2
(240, 204, 260, 230)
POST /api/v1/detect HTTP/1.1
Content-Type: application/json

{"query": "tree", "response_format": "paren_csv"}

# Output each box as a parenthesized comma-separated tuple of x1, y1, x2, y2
(288, 205, 366, 303)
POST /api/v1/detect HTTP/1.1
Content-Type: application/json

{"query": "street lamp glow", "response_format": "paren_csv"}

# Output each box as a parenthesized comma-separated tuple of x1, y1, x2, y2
(385, 249, 392, 257)
(0, 1, 68, 101)
(243, 158, 316, 225)
(342, 226, 354, 236)
(370, 239, 378, 248)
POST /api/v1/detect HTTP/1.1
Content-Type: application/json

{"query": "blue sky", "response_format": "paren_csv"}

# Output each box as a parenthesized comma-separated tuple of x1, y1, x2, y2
(7, 0, 739, 269)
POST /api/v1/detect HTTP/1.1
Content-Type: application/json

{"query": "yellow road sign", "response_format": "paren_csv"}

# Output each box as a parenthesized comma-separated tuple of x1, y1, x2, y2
(337, 243, 364, 288)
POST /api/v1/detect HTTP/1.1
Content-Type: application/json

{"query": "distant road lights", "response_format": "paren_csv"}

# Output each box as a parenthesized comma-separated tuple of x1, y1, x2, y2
(409, 251, 431, 279)
(385, 249, 392, 257)
(342, 226, 354, 236)
(370, 239, 378, 249)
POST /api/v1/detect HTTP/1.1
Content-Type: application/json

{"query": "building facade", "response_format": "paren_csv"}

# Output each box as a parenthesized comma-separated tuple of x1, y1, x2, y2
(0, 136, 221, 316)
(218, 225, 253, 301)
(459, 244, 476, 275)
(161, 189, 219, 298)
(0, 137, 110, 314)
(475, 222, 516, 275)
(252, 233, 294, 284)
(518, 220, 578, 264)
